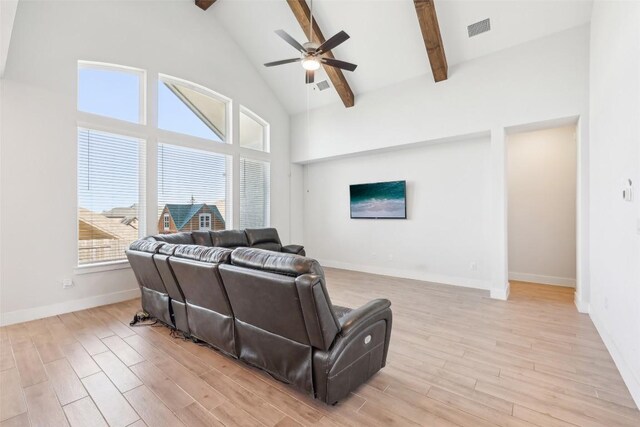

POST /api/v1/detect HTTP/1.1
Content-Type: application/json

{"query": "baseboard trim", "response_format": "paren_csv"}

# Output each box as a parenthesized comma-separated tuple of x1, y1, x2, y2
(574, 293, 590, 313)
(490, 282, 511, 300)
(509, 272, 576, 287)
(317, 259, 491, 291)
(0, 288, 141, 326)
(590, 309, 640, 409)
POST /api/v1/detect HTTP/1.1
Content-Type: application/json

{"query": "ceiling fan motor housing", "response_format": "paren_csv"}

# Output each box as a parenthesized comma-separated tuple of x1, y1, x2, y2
(303, 41, 320, 55)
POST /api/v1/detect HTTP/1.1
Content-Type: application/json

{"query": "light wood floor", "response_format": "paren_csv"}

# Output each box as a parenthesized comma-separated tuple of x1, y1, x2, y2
(1, 271, 639, 427)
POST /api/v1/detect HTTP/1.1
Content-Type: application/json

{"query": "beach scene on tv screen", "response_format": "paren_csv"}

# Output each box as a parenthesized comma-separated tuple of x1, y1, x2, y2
(350, 181, 406, 218)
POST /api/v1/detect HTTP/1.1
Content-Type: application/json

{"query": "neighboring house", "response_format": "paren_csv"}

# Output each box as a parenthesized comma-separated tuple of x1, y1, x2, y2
(102, 203, 139, 229)
(158, 203, 225, 233)
(102, 203, 138, 219)
(78, 207, 139, 264)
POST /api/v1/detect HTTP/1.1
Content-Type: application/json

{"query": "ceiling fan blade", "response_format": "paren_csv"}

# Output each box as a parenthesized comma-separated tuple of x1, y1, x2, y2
(305, 69, 315, 84)
(264, 58, 302, 67)
(275, 29, 306, 53)
(321, 57, 358, 72)
(316, 30, 350, 54)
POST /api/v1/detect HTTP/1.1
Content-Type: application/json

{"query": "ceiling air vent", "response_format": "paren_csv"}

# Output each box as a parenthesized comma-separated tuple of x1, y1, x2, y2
(467, 18, 491, 38)
(316, 80, 330, 91)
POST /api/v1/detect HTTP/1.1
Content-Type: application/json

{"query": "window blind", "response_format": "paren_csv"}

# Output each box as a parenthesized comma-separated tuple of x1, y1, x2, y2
(78, 128, 144, 265)
(157, 143, 230, 233)
(240, 158, 270, 229)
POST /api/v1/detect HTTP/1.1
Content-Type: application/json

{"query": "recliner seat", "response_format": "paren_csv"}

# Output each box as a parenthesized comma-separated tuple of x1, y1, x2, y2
(153, 243, 189, 332)
(125, 240, 174, 326)
(219, 248, 392, 404)
(245, 227, 306, 255)
(169, 245, 236, 356)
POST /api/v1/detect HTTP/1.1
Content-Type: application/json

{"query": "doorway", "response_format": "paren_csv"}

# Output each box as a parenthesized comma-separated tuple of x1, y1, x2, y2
(506, 125, 577, 290)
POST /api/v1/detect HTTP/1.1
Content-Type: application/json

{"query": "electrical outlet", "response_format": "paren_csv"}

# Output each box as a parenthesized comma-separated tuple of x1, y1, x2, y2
(388, 254, 393, 261)
(62, 279, 74, 289)
(604, 297, 608, 310)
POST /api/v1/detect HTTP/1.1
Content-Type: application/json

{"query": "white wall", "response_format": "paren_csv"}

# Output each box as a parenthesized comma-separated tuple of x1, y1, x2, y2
(0, 1, 292, 324)
(588, 0, 640, 408)
(304, 136, 492, 289)
(0, 0, 19, 76)
(507, 125, 577, 287)
(291, 25, 589, 163)
(294, 23, 590, 301)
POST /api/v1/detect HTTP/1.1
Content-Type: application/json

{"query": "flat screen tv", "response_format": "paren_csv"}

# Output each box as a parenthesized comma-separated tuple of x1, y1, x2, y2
(350, 180, 407, 219)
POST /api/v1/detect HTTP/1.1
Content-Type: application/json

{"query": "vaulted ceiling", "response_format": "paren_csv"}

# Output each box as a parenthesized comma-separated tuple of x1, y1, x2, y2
(212, 0, 592, 114)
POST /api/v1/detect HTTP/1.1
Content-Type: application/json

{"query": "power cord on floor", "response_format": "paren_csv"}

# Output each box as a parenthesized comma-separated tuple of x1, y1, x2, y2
(129, 311, 158, 327)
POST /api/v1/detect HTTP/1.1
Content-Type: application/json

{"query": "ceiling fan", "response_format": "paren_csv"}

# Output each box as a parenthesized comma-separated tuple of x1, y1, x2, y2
(264, 15, 357, 84)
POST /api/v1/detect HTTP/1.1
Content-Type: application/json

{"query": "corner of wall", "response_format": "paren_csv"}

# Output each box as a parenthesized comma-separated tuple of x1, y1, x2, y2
(590, 307, 640, 408)
(574, 292, 590, 313)
(490, 282, 510, 300)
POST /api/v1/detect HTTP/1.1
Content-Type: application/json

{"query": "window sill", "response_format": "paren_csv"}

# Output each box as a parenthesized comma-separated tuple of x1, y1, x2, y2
(74, 260, 132, 275)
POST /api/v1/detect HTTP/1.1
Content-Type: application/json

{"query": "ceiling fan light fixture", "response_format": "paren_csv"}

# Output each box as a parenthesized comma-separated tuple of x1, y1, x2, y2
(301, 57, 321, 71)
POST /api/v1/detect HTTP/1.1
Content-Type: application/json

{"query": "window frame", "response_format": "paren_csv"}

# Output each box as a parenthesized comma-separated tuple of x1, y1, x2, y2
(163, 213, 170, 230)
(77, 61, 147, 125)
(199, 213, 211, 231)
(157, 142, 233, 233)
(75, 61, 147, 270)
(239, 105, 270, 153)
(239, 157, 271, 229)
(158, 73, 232, 145)
(76, 126, 146, 268)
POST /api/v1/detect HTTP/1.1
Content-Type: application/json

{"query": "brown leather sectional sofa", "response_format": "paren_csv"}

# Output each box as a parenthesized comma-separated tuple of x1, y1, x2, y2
(125, 228, 393, 404)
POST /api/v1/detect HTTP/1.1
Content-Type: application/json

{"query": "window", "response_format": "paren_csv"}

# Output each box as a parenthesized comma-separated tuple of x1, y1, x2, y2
(78, 62, 144, 124)
(158, 75, 229, 142)
(199, 214, 211, 230)
(239, 107, 269, 152)
(239, 107, 269, 229)
(240, 158, 270, 228)
(77, 62, 272, 268)
(78, 128, 144, 265)
(157, 143, 230, 233)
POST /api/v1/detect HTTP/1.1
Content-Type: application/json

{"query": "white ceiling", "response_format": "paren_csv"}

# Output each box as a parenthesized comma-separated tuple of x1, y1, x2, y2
(212, 0, 593, 114)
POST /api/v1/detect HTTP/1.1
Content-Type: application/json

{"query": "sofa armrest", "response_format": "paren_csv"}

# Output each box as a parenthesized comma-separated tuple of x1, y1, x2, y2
(282, 244, 305, 256)
(312, 298, 392, 404)
(339, 299, 391, 335)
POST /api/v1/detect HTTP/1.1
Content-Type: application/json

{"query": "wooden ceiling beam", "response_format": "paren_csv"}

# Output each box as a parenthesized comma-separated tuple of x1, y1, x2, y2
(195, 0, 217, 11)
(286, 0, 355, 108)
(413, 0, 448, 82)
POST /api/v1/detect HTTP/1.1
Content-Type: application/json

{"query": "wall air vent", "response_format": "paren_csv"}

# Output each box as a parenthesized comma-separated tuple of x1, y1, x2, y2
(467, 18, 491, 38)
(316, 80, 330, 91)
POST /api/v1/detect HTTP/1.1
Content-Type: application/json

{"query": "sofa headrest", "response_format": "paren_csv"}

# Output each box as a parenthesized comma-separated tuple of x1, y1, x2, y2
(151, 232, 194, 245)
(230, 247, 323, 277)
(173, 245, 232, 264)
(211, 230, 249, 248)
(245, 228, 281, 246)
(129, 239, 165, 253)
(158, 243, 179, 256)
(192, 231, 213, 246)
